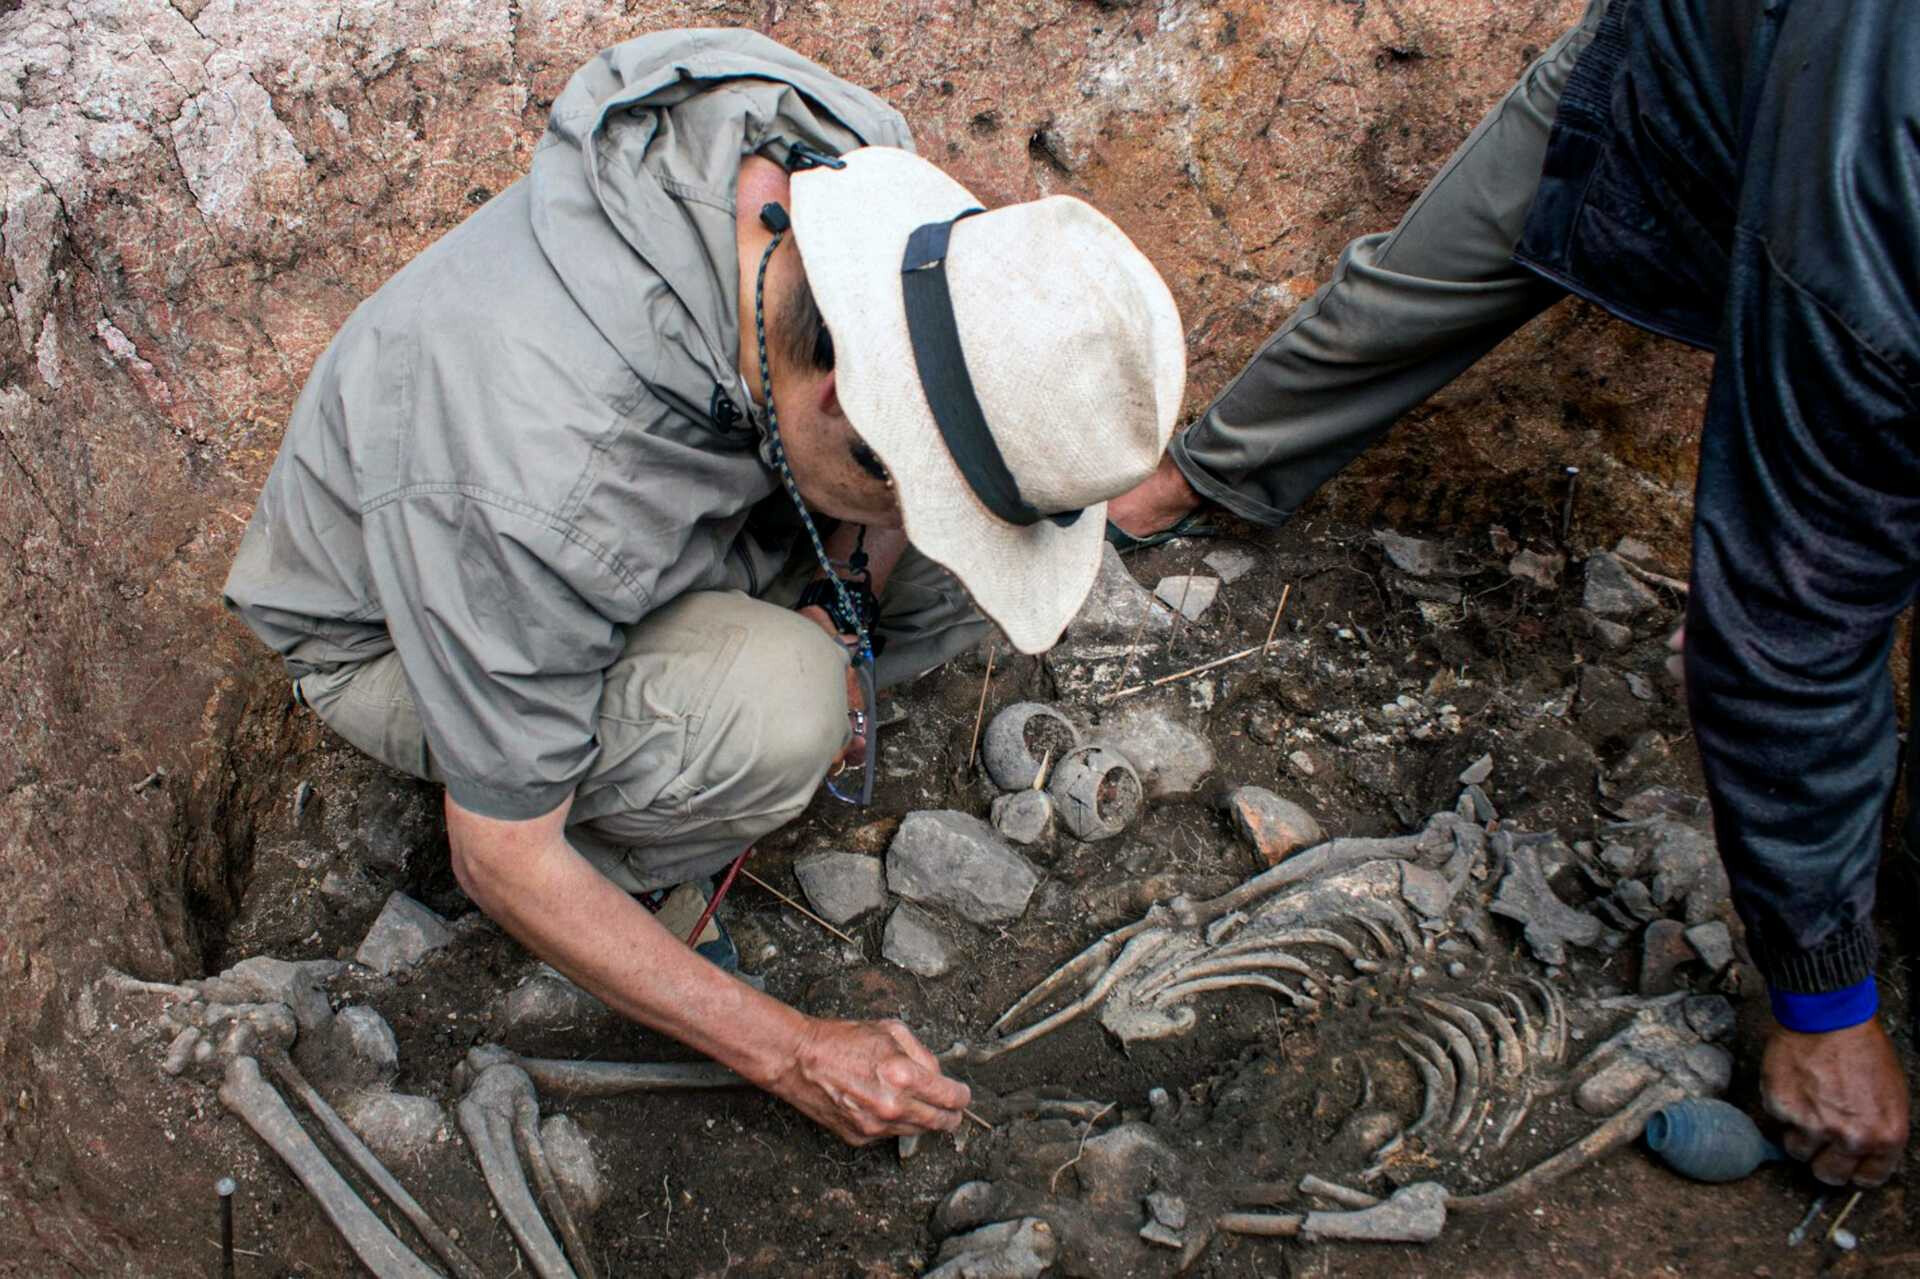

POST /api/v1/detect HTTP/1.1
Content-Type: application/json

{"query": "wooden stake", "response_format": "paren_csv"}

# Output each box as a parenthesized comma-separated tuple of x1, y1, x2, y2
(966, 644, 997, 769)
(1827, 1190, 1865, 1243)
(738, 868, 859, 946)
(1259, 583, 1292, 668)
(1102, 643, 1262, 703)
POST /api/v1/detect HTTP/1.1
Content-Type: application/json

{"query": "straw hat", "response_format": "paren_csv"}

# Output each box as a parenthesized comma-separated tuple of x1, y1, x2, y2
(791, 147, 1185, 654)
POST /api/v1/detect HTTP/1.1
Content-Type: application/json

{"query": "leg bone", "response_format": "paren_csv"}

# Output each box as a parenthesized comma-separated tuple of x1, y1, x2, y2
(460, 1062, 578, 1279)
(218, 1056, 441, 1279)
(263, 1047, 486, 1279)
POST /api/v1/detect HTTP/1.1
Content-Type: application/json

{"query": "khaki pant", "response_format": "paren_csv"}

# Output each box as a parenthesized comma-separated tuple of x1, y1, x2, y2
(296, 544, 986, 893)
(1172, 0, 1609, 525)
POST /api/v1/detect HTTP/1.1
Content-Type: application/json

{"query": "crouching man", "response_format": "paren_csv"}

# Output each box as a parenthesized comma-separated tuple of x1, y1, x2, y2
(223, 29, 1185, 1144)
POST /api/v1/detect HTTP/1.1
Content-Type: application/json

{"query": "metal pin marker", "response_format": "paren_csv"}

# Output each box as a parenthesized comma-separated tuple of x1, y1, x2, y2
(217, 1177, 237, 1278)
(1560, 466, 1581, 542)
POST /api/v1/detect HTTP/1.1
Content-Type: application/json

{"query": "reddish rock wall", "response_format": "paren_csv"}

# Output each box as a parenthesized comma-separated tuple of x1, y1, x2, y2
(0, 0, 1707, 1265)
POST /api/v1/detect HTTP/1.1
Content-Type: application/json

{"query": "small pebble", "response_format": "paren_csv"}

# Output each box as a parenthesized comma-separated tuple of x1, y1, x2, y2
(1833, 1228, 1857, 1251)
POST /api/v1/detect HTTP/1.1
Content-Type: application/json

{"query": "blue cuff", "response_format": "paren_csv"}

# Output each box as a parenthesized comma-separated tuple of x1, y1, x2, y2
(1770, 976, 1878, 1033)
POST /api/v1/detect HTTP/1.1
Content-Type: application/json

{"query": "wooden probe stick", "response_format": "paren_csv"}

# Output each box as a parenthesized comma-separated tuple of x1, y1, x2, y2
(739, 869, 858, 946)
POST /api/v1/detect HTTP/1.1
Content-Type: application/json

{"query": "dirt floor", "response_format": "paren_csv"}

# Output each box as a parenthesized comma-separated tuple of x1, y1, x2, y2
(67, 508, 1920, 1278)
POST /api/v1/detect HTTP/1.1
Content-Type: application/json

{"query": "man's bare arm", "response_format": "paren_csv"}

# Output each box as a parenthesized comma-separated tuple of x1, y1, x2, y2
(445, 793, 968, 1144)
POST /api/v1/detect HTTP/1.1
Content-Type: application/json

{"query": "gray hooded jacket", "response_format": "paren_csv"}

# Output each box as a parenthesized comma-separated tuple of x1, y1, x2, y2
(223, 30, 912, 820)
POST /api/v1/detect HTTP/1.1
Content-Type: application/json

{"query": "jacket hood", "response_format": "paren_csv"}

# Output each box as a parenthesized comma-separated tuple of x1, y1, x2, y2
(529, 29, 913, 417)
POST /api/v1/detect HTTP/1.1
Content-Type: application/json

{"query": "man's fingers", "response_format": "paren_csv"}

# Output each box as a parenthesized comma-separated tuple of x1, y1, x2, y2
(1853, 1150, 1900, 1187)
(876, 1048, 972, 1115)
(1781, 1128, 1819, 1163)
(882, 1020, 941, 1073)
(1809, 1142, 1858, 1187)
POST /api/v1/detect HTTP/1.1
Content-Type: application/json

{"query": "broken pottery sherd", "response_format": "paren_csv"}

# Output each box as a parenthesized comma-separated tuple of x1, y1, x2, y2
(1223, 786, 1324, 866)
(1152, 574, 1220, 622)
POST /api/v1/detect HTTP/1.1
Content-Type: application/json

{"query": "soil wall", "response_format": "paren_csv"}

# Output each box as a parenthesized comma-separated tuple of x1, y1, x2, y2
(0, 0, 1709, 1267)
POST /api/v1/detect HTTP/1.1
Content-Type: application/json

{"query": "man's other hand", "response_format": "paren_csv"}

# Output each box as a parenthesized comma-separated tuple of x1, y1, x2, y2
(770, 1017, 970, 1145)
(1763, 1019, 1909, 1186)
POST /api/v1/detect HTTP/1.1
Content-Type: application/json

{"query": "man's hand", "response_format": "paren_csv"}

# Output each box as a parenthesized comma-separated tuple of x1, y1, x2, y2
(769, 1017, 970, 1145)
(446, 796, 969, 1145)
(1762, 1019, 1909, 1186)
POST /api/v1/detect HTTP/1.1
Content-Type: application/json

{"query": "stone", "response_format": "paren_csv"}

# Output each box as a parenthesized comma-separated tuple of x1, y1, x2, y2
(1614, 535, 1658, 564)
(1460, 784, 1497, 823)
(326, 1005, 399, 1087)
(1288, 749, 1317, 777)
(1458, 753, 1494, 786)
(1145, 1191, 1188, 1229)
(1509, 548, 1564, 588)
(1224, 787, 1324, 865)
(980, 703, 1080, 792)
(1075, 1124, 1175, 1212)
(882, 904, 956, 978)
(1387, 570, 1462, 605)
(1047, 745, 1145, 841)
(337, 1091, 445, 1160)
(1615, 878, 1661, 922)
(197, 956, 342, 1034)
(792, 852, 887, 925)
(927, 1218, 1056, 1279)
(989, 790, 1054, 845)
(1686, 920, 1735, 972)
(1600, 841, 1645, 877)
(1246, 708, 1284, 745)
(1099, 705, 1215, 798)
(1152, 574, 1219, 622)
(1202, 548, 1256, 583)
(494, 970, 614, 1042)
(1490, 835, 1605, 966)
(1646, 819, 1718, 907)
(1584, 552, 1662, 618)
(1374, 530, 1459, 578)
(540, 1114, 605, 1216)
(1139, 1221, 1184, 1249)
(886, 812, 1039, 924)
(1639, 918, 1694, 995)
(355, 893, 454, 975)
(1574, 608, 1635, 650)
(1624, 671, 1656, 701)
(936, 1181, 1005, 1236)
(1063, 544, 1172, 650)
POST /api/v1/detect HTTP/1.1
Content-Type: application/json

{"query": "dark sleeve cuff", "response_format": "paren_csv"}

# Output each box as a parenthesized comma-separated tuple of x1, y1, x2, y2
(1770, 976, 1878, 1033)
(1750, 919, 1878, 995)
(443, 773, 579, 823)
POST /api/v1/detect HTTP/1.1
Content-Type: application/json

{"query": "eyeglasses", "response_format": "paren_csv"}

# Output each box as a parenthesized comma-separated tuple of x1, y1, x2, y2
(824, 655, 879, 807)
